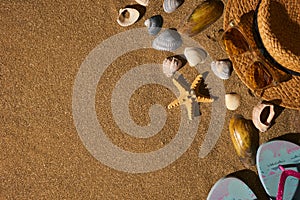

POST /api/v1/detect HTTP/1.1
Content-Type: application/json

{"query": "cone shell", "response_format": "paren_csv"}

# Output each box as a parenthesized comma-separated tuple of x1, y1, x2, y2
(252, 102, 275, 132)
(117, 8, 140, 27)
(152, 29, 182, 51)
(178, 0, 224, 37)
(225, 93, 241, 111)
(162, 56, 182, 77)
(211, 60, 232, 80)
(144, 15, 163, 35)
(184, 47, 207, 67)
(135, 0, 149, 6)
(229, 114, 259, 168)
(163, 0, 184, 13)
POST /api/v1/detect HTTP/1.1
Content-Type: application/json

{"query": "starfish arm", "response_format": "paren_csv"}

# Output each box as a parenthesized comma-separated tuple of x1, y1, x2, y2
(168, 99, 180, 109)
(185, 101, 193, 120)
(173, 74, 191, 92)
(191, 74, 203, 90)
(197, 96, 214, 103)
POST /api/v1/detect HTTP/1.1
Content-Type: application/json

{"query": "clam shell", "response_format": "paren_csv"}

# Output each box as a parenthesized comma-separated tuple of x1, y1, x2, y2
(225, 93, 240, 111)
(229, 114, 259, 168)
(178, 0, 224, 37)
(117, 8, 140, 27)
(252, 102, 275, 132)
(135, 0, 149, 6)
(152, 29, 182, 51)
(211, 60, 232, 79)
(163, 56, 182, 77)
(144, 15, 163, 35)
(163, 0, 184, 13)
(184, 47, 207, 67)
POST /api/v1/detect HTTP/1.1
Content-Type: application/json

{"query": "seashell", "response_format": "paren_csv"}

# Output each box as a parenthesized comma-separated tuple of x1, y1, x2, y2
(178, 0, 224, 37)
(152, 29, 182, 51)
(229, 114, 259, 168)
(144, 15, 163, 35)
(163, 0, 184, 13)
(162, 56, 182, 77)
(135, 0, 149, 6)
(117, 8, 140, 27)
(225, 93, 241, 110)
(211, 60, 232, 80)
(252, 102, 275, 132)
(183, 47, 207, 67)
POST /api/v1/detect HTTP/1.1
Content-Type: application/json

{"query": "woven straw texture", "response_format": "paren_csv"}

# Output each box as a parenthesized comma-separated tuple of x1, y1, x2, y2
(224, 0, 300, 109)
(258, 0, 300, 73)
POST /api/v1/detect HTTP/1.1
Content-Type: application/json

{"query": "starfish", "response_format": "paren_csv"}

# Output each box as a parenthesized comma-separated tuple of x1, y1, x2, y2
(168, 73, 214, 120)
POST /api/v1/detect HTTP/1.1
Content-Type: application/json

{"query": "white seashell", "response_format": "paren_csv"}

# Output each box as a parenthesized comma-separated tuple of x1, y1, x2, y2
(163, 56, 182, 77)
(163, 0, 184, 13)
(211, 60, 233, 80)
(117, 8, 140, 27)
(152, 29, 182, 51)
(135, 0, 149, 6)
(144, 15, 163, 35)
(225, 93, 241, 110)
(252, 102, 275, 132)
(184, 47, 207, 67)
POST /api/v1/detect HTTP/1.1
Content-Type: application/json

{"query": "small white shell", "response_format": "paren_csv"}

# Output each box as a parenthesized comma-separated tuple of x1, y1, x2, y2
(135, 0, 149, 6)
(225, 93, 241, 110)
(163, 0, 184, 13)
(152, 29, 182, 51)
(144, 15, 163, 35)
(184, 47, 207, 67)
(117, 8, 140, 27)
(211, 60, 233, 80)
(252, 102, 275, 132)
(163, 56, 182, 77)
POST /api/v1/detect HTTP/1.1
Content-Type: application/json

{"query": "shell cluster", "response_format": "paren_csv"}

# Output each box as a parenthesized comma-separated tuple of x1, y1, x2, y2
(144, 15, 163, 35)
(184, 47, 207, 67)
(163, 0, 184, 13)
(252, 102, 275, 132)
(163, 56, 182, 77)
(211, 60, 233, 80)
(152, 29, 182, 51)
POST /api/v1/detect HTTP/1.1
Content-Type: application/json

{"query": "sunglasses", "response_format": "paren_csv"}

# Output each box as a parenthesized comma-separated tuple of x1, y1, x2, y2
(219, 11, 291, 97)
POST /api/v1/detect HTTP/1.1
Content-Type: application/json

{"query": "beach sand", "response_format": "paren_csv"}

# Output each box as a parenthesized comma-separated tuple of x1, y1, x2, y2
(1, 0, 299, 199)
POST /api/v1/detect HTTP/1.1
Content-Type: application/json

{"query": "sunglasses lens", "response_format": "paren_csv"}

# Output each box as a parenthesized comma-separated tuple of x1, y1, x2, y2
(222, 27, 250, 55)
(253, 61, 273, 89)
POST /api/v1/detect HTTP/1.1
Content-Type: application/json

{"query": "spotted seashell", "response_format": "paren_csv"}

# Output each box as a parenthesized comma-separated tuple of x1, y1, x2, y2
(152, 29, 182, 51)
(184, 47, 207, 67)
(144, 15, 163, 35)
(162, 56, 182, 77)
(163, 0, 184, 13)
(211, 60, 232, 80)
(225, 93, 241, 111)
(252, 102, 275, 132)
(229, 114, 259, 168)
(135, 0, 149, 6)
(117, 8, 140, 27)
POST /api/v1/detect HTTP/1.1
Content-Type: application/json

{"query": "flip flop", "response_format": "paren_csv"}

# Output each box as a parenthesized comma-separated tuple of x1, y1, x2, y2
(256, 140, 300, 200)
(207, 177, 257, 200)
(277, 165, 300, 200)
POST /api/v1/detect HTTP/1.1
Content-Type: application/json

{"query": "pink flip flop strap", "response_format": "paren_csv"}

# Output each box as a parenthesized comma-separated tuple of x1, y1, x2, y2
(276, 165, 300, 200)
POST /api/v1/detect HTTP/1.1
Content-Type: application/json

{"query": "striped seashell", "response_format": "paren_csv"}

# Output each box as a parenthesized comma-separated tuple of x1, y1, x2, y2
(162, 56, 182, 77)
(211, 60, 232, 79)
(184, 47, 207, 67)
(152, 29, 182, 51)
(135, 0, 149, 6)
(144, 15, 163, 35)
(163, 0, 184, 13)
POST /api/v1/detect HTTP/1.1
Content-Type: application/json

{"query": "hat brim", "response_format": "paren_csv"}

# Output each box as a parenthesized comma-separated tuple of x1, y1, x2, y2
(224, 0, 300, 110)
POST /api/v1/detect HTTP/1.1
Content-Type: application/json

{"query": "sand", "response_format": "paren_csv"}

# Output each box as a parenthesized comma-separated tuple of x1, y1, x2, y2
(1, 0, 299, 199)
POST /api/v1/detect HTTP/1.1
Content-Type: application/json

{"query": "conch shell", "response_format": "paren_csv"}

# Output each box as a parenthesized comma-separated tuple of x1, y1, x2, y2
(229, 114, 259, 168)
(252, 102, 275, 132)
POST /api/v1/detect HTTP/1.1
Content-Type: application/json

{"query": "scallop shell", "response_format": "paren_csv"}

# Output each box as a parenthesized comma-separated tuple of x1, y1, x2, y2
(117, 8, 140, 27)
(152, 29, 182, 51)
(252, 102, 275, 132)
(229, 114, 259, 168)
(163, 56, 182, 77)
(211, 60, 232, 79)
(183, 47, 207, 67)
(225, 93, 241, 111)
(163, 0, 184, 13)
(135, 0, 149, 6)
(144, 15, 163, 35)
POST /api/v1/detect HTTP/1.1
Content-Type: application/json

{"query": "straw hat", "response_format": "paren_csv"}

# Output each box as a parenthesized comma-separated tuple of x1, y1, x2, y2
(224, 0, 300, 109)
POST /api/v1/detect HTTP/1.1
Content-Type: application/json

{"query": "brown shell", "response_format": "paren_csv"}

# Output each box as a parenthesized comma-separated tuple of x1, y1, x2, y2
(178, 0, 224, 37)
(229, 114, 259, 168)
